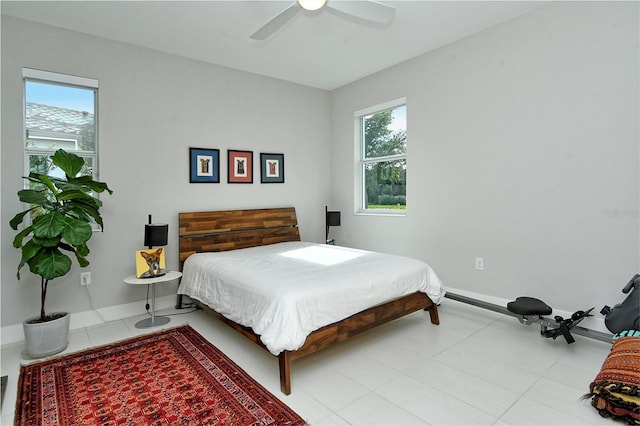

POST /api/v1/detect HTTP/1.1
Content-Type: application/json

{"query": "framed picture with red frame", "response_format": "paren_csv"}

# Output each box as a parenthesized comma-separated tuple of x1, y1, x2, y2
(227, 150, 253, 183)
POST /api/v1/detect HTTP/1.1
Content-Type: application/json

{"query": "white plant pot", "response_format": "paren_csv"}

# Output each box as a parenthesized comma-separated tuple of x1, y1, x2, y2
(23, 312, 70, 358)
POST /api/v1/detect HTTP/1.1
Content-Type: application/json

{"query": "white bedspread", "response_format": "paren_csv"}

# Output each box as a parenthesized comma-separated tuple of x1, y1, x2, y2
(178, 241, 445, 355)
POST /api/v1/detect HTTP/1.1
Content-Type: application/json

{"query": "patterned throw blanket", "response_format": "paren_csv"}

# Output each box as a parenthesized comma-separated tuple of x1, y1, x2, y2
(586, 333, 640, 425)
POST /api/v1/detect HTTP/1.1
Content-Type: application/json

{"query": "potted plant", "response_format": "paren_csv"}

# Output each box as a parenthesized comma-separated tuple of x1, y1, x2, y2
(10, 149, 113, 358)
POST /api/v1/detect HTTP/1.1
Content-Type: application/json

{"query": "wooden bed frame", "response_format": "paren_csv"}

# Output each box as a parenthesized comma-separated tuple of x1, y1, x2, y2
(178, 207, 440, 395)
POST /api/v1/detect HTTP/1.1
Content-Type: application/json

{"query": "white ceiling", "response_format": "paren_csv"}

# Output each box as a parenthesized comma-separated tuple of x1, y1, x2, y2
(1, 1, 544, 90)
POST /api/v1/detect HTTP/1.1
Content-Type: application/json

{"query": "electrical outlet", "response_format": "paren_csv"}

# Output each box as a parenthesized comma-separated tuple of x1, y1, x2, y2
(475, 257, 484, 271)
(80, 272, 91, 286)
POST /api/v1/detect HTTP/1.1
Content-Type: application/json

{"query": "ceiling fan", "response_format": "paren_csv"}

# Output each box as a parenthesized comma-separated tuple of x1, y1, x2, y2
(250, 0, 395, 40)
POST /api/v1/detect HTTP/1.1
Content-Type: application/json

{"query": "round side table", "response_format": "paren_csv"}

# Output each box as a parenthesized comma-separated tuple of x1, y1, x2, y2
(123, 270, 182, 329)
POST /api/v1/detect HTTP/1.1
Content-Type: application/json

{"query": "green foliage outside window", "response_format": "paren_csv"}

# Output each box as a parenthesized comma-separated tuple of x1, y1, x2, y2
(362, 107, 406, 209)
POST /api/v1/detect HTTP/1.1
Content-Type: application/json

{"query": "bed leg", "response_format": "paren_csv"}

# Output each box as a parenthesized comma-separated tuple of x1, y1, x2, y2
(427, 303, 440, 325)
(278, 351, 292, 395)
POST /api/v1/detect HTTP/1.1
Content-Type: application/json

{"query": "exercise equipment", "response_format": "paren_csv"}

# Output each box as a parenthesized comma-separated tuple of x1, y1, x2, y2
(506, 296, 594, 344)
(600, 273, 640, 334)
(444, 292, 612, 343)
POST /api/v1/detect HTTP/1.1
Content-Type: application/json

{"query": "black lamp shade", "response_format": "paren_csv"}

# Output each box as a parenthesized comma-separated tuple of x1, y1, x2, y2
(326, 211, 341, 227)
(144, 224, 168, 248)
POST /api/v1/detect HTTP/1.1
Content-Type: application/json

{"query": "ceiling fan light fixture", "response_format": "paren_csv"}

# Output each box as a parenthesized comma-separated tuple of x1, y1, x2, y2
(298, 0, 327, 11)
(251, 0, 395, 40)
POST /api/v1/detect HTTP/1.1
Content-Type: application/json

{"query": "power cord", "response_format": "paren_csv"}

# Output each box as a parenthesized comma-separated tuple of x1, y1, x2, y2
(144, 284, 199, 317)
(86, 282, 196, 323)
(84, 284, 108, 323)
(178, 303, 198, 309)
(159, 307, 200, 317)
(145, 284, 151, 314)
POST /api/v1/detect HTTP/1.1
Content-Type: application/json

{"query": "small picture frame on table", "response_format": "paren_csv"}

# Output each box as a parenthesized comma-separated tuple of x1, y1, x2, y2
(227, 150, 253, 183)
(135, 248, 166, 279)
(189, 148, 220, 183)
(260, 153, 284, 183)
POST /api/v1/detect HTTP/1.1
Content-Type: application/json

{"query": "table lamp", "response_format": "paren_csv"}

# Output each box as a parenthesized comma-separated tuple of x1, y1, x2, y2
(144, 214, 168, 249)
(325, 206, 341, 244)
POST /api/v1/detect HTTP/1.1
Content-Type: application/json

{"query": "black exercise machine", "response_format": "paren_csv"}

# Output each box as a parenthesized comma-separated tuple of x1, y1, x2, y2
(443, 292, 612, 344)
(600, 273, 640, 334)
(506, 297, 594, 344)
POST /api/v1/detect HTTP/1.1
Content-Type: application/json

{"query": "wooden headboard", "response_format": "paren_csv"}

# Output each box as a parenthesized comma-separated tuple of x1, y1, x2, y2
(178, 207, 300, 270)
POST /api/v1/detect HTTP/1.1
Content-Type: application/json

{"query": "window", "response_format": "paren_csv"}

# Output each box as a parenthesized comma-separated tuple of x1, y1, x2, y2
(23, 68, 98, 182)
(355, 98, 406, 214)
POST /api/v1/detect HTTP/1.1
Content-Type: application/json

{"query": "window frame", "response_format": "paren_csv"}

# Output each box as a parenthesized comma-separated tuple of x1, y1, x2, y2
(354, 97, 407, 216)
(22, 67, 99, 184)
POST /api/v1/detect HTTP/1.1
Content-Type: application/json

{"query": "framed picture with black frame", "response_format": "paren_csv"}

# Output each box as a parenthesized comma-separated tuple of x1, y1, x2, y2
(260, 153, 284, 183)
(227, 150, 253, 183)
(189, 147, 220, 183)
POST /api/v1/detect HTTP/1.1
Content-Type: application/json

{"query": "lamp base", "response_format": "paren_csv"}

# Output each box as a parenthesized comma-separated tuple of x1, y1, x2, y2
(135, 315, 170, 329)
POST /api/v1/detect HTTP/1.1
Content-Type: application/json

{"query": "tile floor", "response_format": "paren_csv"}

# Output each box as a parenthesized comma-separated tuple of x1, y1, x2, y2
(1, 300, 613, 425)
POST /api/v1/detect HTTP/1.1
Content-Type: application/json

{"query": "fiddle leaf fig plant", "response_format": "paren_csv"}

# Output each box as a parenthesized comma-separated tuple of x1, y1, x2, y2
(10, 149, 113, 323)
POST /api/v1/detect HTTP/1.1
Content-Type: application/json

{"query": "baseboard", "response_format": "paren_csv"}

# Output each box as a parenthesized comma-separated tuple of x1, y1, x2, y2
(3, 289, 610, 346)
(444, 287, 609, 334)
(1, 295, 177, 347)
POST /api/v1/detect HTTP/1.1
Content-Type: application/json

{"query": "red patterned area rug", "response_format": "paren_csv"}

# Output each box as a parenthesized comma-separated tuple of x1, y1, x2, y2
(15, 325, 305, 425)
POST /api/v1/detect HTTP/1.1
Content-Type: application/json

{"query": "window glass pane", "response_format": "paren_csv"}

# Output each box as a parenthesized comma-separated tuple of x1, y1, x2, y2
(364, 159, 406, 210)
(363, 105, 406, 159)
(25, 81, 96, 152)
(23, 70, 99, 228)
(28, 154, 93, 179)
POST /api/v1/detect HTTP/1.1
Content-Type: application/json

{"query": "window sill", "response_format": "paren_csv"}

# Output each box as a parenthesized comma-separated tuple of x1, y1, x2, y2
(355, 210, 406, 217)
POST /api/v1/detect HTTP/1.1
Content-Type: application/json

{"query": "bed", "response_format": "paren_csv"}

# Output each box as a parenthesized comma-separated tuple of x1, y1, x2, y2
(177, 207, 444, 394)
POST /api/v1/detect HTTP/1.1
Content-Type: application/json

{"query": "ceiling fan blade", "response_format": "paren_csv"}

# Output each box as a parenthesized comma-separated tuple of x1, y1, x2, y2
(250, 2, 302, 40)
(327, 1, 395, 24)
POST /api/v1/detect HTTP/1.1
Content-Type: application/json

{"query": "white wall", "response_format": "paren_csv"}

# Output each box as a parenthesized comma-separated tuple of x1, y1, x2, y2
(2, 2, 638, 334)
(329, 2, 639, 314)
(1, 16, 331, 328)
